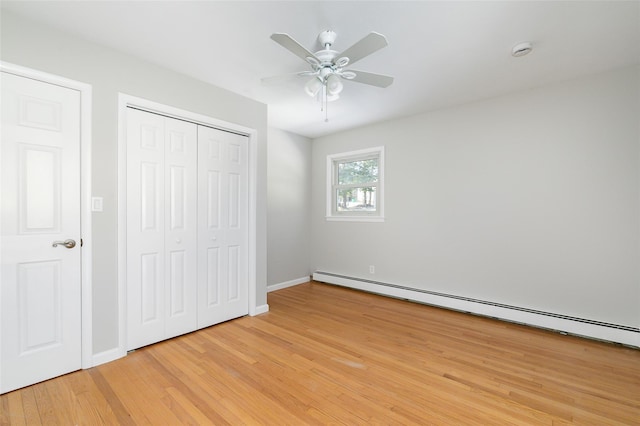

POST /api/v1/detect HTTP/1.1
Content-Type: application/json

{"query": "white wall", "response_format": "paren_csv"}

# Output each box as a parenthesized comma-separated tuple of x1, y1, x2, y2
(267, 128, 312, 288)
(311, 66, 639, 329)
(1, 11, 269, 354)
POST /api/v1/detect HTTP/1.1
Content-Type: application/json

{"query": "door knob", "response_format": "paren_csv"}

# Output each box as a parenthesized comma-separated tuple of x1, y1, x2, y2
(52, 239, 76, 249)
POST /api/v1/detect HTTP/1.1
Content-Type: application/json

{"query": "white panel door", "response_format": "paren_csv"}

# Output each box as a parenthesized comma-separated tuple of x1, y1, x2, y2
(163, 117, 198, 339)
(126, 109, 165, 349)
(126, 108, 197, 350)
(1, 72, 82, 393)
(197, 126, 249, 328)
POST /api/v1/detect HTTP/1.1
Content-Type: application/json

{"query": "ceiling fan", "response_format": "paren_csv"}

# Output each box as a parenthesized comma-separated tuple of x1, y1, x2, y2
(264, 30, 394, 121)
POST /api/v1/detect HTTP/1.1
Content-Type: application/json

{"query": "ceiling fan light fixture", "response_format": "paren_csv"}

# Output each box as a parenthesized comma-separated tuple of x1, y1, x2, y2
(304, 77, 322, 97)
(326, 73, 344, 95)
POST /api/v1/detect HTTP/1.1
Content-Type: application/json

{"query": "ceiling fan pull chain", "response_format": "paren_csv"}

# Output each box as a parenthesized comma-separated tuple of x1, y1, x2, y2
(325, 86, 329, 122)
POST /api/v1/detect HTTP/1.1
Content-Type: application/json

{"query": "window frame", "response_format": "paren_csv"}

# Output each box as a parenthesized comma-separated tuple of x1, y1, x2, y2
(326, 146, 384, 222)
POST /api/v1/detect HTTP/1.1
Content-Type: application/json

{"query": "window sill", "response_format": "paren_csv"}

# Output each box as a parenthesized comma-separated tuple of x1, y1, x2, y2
(325, 216, 385, 223)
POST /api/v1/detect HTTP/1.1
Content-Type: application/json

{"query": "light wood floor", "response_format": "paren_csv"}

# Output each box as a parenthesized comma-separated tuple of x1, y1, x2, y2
(2, 281, 639, 425)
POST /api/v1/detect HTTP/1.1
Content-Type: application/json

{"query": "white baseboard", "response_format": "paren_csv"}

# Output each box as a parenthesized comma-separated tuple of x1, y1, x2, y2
(251, 303, 270, 315)
(267, 276, 311, 292)
(313, 272, 640, 348)
(91, 347, 126, 368)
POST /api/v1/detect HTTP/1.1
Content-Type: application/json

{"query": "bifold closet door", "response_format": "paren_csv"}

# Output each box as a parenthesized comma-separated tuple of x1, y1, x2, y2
(197, 126, 249, 328)
(126, 108, 198, 350)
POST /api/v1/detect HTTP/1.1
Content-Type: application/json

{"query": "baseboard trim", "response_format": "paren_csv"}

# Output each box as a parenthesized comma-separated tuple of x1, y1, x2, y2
(313, 271, 639, 348)
(267, 276, 311, 293)
(91, 347, 126, 368)
(251, 303, 270, 316)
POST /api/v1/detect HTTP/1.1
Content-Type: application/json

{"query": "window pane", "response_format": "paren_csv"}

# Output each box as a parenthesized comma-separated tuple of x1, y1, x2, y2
(336, 187, 376, 212)
(327, 146, 384, 221)
(338, 159, 378, 185)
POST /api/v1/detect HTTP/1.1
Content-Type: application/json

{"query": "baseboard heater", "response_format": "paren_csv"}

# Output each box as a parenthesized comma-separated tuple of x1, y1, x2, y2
(313, 271, 639, 348)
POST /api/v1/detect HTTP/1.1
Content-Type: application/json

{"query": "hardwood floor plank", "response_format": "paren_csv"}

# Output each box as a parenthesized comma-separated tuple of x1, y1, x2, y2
(17, 388, 41, 425)
(143, 348, 234, 424)
(1, 281, 639, 424)
(30, 383, 57, 425)
(162, 386, 214, 425)
(95, 354, 175, 424)
(42, 377, 85, 426)
(87, 368, 135, 425)
(3, 392, 26, 426)
(0, 391, 10, 426)
(66, 369, 120, 424)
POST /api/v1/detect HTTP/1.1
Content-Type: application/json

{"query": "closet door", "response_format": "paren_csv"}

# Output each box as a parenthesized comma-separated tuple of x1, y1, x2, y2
(163, 117, 198, 339)
(126, 108, 197, 350)
(197, 126, 249, 328)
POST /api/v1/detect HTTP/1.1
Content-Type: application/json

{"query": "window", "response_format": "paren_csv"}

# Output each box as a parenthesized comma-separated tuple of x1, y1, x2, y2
(326, 146, 384, 222)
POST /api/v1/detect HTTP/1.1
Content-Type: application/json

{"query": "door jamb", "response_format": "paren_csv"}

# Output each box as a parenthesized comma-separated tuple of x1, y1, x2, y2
(0, 61, 93, 370)
(117, 93, 259, 359)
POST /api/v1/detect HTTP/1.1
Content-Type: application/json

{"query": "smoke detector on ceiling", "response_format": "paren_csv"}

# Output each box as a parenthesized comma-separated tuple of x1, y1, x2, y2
(511, 42, 533, 57)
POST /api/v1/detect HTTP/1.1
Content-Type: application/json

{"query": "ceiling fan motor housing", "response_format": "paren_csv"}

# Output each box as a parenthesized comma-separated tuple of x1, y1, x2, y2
(318, 30, 337, 48)
(311, 31, 351, 85)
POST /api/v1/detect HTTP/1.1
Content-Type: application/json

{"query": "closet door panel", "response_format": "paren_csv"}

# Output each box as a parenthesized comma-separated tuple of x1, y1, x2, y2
(224, 137, 248, 308)
(127, 110, 197, 350)
(205, 246, 221, 305)
(197, 127, 249, 328)
(127, 109, 165, 350)
(198, 130, 224, 324)
(164, 118, 197, 339)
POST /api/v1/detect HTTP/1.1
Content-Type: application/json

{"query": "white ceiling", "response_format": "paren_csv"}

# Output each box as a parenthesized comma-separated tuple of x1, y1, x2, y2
(3, 1, 639, 138)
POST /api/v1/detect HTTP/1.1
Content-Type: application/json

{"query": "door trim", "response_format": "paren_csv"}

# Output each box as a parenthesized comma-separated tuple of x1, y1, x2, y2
(0, 62, 93, 371)
(117, 93, 259, 359)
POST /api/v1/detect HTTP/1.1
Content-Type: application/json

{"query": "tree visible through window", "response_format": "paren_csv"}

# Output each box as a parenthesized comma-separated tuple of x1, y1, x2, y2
(337, 158, 378, 212)
(326, 147, 384, 221)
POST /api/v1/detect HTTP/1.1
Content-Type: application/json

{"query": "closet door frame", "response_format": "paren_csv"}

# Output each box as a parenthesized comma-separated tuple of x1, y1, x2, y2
(117, 93, 258, 359)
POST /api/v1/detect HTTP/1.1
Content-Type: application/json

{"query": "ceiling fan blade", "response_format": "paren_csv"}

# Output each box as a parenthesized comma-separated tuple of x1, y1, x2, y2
(336, 32, 388, 66)
(261, 71, 316, 85)
(271, 33, 319, 63)
(346, 70, 394, 88)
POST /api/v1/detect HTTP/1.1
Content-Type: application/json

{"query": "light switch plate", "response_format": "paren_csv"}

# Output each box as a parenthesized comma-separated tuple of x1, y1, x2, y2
(91, 197, 103, 212)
